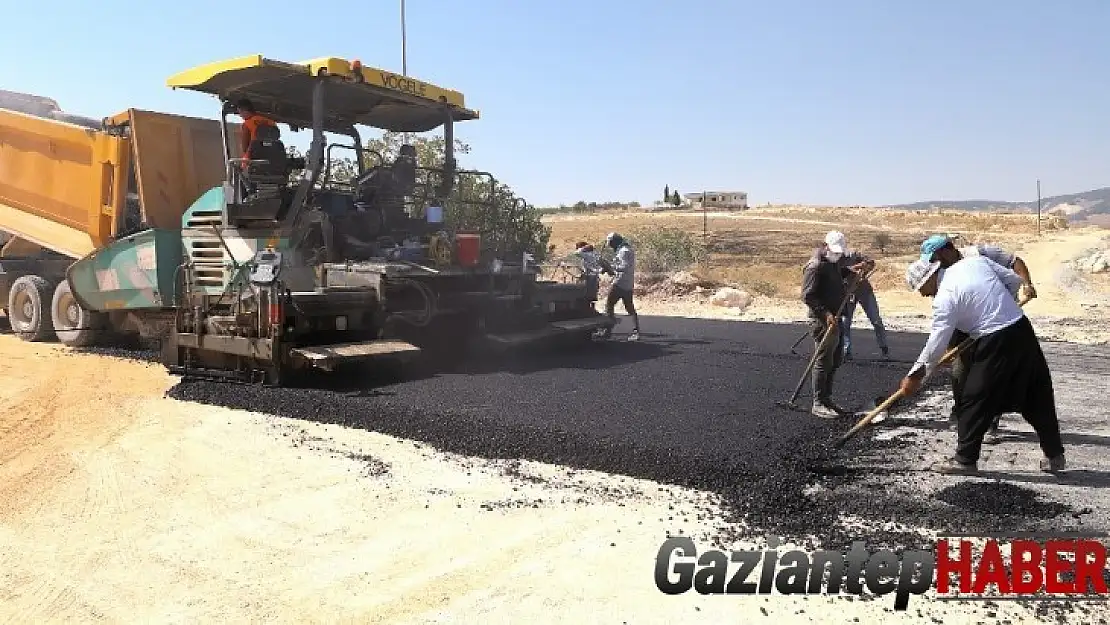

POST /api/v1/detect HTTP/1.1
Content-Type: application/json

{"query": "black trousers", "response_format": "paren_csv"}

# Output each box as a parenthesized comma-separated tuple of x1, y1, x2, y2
(953, 316, 1064, 463)
(606, 286, 638, 327)
(948, 330, 971, 419)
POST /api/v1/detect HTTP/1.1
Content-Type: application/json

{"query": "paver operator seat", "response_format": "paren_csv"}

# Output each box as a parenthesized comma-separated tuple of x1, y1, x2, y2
(233, 125, 306, 223)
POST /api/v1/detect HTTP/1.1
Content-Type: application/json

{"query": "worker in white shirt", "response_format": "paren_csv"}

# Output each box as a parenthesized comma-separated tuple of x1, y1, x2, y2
(920, 234, 1037, 434)
(601, 232, 639, 341)
(899, 256, 1065, 475)
(574, 241, 606, 308)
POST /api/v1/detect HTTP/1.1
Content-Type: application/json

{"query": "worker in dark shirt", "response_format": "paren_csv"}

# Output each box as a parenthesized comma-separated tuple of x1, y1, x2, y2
(801, 235, 856, 418)
(234, 98, 279, 160)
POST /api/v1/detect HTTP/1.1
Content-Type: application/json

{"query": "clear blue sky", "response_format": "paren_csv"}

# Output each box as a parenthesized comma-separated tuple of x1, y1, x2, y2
(2, 0, 1107, 207)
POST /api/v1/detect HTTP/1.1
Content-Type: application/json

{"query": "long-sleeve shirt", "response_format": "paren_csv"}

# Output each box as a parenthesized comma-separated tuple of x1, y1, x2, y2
(961, 244, 1015, 269)
(909, 256, 1026, 377)
(611, 244, 635, 290)
(802, 250, 850, 319)
(576, 249, 602, 275)
(837, 251, 875, 299)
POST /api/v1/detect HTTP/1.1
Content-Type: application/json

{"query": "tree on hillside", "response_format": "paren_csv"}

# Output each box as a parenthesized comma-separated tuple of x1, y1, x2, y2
(295, 131, 551, 262)
(664, 185, 670, 203)
(873, 232, 893, 254)
(671, 190, 681, 206)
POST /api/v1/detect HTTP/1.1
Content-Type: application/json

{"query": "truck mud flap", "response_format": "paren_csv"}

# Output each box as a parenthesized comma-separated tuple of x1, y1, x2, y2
(484, 316, 616, 349)
(290, 339, 422, 372)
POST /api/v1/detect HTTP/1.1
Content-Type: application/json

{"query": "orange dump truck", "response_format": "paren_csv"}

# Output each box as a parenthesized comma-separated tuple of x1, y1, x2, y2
(0, 90, 238, 345)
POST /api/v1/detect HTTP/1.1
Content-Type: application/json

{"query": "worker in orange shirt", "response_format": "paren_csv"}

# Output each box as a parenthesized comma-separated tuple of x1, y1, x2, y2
(234, 98, 278, 160)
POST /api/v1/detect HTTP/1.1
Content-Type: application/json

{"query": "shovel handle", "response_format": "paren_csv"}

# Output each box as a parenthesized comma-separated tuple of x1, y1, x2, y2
(787, 269, 875, 403)
(833, 294, 1032, 448)
(833, 389, 905, 448)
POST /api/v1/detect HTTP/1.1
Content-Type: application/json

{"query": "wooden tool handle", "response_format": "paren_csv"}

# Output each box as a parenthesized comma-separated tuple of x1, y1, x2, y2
(832, 293, 1032, 449)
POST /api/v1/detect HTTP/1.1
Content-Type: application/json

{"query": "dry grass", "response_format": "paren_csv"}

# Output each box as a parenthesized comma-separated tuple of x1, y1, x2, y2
(543, 206, 1065, 298)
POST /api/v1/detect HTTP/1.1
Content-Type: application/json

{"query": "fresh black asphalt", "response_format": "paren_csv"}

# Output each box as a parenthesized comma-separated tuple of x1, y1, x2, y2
(163, 314, 1103, 565)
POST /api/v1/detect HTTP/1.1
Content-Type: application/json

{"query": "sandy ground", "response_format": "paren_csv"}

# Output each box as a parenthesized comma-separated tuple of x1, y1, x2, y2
(632, 228, 1110, 346)
(1, 226, 1108, 623)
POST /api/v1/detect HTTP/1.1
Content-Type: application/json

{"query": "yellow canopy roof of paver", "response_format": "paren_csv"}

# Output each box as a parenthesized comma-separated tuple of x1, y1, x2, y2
(166, 55, 478, 133)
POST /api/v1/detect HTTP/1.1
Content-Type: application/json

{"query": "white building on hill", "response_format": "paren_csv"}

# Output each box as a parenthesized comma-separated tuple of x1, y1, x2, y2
(683, 191, 749, 210)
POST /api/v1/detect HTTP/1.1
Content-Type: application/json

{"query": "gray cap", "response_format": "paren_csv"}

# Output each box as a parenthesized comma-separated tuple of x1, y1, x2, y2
(906, 258, 941, 291)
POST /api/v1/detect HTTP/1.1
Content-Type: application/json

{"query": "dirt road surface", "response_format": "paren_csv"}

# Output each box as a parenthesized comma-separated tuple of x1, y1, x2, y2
(2, 318, 1108, 623)
(1, 227, 1108, 623)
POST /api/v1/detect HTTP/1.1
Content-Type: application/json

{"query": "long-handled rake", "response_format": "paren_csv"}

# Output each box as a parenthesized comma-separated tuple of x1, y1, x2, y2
(832, 293, 1032, 449)
(777, 268, 875, 411)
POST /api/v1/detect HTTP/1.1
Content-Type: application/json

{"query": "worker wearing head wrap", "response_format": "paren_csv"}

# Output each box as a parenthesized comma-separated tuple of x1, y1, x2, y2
(901, 256, 1064, 475)
(920, 234, 1036, 435)
(601, 232, 639, 341)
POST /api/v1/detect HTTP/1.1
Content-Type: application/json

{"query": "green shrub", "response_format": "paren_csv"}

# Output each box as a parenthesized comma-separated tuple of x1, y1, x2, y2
(625, 227, 707, 273)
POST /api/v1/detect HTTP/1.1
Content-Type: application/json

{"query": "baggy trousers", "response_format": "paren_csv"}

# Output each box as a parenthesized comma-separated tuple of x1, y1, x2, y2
(810, 319, 843, 404)
(952, 316, 1065, 463)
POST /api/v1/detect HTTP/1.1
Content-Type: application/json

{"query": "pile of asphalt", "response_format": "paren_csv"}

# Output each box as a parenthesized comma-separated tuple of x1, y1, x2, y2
(165, 318, 1086, 560)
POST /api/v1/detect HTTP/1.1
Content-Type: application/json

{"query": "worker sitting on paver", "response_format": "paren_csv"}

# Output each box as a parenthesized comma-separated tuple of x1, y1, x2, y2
(801, 237, 854, 418)
(920, 234, 1037, 436)
(599, 232, 639, 341)
(824, 231, 890, 361)
(900, 255, 1065, 475)
(235, 98, 279, 160)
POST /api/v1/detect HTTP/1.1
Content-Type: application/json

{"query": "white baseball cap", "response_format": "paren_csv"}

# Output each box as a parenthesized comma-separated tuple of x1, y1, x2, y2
(825, 231, 847, 254)
(906, 258, 942, 291)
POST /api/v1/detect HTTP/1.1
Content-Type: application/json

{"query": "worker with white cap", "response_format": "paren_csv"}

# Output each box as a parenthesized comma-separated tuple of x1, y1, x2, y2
(900, 255, 1065, 475)
(801, 232, 858, 418)
(824, 231, 890, 361)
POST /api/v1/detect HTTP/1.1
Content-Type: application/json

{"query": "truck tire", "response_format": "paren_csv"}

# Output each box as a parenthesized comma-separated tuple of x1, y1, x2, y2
(7, 275, 55, 342)
(51, 280, 104, 347)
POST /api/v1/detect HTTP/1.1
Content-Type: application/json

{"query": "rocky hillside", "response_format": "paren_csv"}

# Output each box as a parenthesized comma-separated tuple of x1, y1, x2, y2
(886, 187, 1110, 223)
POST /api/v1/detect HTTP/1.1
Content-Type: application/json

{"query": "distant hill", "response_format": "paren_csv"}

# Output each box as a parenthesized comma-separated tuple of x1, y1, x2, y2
(884, 187, 1110, 222)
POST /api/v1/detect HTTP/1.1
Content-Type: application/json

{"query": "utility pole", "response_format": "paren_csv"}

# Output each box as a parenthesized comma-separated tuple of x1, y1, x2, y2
(702, 190, 709, 271)
(702, 190, 707, 238)
(400, 0, 408, 76)
(1036, 179, 1042, 236)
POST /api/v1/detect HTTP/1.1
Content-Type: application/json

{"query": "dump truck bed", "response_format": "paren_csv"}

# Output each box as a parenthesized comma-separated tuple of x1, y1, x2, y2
(0, 107, 128, 259)
(0, 104, 236, 261)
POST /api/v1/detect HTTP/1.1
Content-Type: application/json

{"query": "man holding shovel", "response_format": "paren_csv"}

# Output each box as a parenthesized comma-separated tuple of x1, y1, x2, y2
(921, 234, 1036, 435)
(826, 231, 890, 361)
(801, 233, 859, 418)
(899, 256, 1065, 475)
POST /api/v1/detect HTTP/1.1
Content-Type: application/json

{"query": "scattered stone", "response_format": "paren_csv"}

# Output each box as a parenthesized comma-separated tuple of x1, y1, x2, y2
(709, 287, 753, 310)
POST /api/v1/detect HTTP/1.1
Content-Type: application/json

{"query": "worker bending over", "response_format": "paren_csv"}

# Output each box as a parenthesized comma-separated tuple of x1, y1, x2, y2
(921, 235, 1036, 434)
(601, 232, 639, 341)
(825, 231, 890, 361)
(900, 256, 1065, 475)
(801, 236, 856, 418)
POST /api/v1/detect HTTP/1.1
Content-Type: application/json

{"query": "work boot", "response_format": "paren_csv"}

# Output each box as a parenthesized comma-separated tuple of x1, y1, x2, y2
(1040, 454, 1066, 473)
(811, 401, 839, 419)
(930, 457, 979, 475)
(628, 329, 640, 341)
